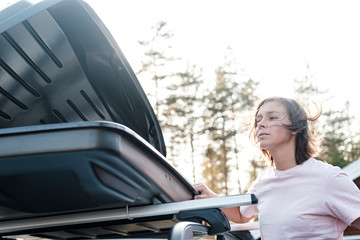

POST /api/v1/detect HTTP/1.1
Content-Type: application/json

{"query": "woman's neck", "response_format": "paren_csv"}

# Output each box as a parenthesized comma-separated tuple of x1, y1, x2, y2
(273, 156, 297, 170)
(271, 143, 297, 170)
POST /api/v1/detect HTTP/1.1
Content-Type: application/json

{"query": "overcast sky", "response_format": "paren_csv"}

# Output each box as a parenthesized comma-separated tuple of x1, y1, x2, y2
(1, 0, 359, 113)
(84, 0, 360, 118)
(2, 0, 359, 188)
(79, 0, 360, 186)
(81, 0, 360, 186)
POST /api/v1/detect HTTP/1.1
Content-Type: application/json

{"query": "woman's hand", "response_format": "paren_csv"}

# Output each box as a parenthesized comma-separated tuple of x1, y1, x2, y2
(193, 183, 251, 223)
(193, 183, 218, 199)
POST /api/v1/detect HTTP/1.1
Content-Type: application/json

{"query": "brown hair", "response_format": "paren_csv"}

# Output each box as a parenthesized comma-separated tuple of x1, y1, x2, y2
(249, 97, 322, 166)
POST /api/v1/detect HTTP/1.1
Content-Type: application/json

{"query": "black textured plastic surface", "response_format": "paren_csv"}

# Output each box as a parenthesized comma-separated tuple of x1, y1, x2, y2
(0, 121, 195, 221)
(177, 208, 230, 235)
(0, 0, 166, 155)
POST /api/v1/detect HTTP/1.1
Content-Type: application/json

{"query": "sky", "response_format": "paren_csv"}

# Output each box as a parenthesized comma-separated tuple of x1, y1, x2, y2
(2, 0, 360, 189)
(82, 0, 360, 118)
(81, 0, 360, 189)
(2, 0, 359, 113)
(78, 0, 360, 189)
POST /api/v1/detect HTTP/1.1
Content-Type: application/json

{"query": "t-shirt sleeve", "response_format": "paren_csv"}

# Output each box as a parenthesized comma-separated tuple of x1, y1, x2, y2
(240, 177, 259, 219)
(240, 203, 258, 219)
(324, 168, 360, 225)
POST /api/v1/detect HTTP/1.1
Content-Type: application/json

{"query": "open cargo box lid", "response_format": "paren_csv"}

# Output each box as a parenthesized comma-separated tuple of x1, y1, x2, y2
(0, 1, 260, 239)
(0, 0, 166, 156)
(0, 0, 199, 215)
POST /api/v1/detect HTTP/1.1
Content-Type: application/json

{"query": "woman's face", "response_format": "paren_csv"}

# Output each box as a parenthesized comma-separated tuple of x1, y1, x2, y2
(255, 101, 295, 151)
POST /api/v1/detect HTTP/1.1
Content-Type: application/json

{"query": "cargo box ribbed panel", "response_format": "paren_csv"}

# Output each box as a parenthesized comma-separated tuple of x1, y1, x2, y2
(0, 0, 166, 155)
(0, 10, 109, 126)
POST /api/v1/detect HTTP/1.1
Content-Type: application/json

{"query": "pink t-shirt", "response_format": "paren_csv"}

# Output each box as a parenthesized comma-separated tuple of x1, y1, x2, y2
(240, 158, 360, 240)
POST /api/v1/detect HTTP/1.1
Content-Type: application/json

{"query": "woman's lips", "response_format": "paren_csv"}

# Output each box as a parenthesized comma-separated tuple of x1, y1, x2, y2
(258, 133, 269, 138)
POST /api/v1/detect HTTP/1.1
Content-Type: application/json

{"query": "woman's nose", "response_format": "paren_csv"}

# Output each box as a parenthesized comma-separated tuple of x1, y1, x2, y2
(257, 119, 267, 128)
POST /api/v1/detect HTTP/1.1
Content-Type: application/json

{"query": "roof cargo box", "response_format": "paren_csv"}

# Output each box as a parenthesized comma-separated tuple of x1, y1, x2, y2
(0, 0, 166, 155)
(0, 1, 258, 239)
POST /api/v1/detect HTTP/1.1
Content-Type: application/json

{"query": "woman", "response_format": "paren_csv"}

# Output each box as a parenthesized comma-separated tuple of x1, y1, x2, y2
(194, 96, 360, 239)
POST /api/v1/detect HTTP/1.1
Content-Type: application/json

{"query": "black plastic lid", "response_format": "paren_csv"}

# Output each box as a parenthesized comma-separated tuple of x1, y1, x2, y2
(0, 0, 166, 155)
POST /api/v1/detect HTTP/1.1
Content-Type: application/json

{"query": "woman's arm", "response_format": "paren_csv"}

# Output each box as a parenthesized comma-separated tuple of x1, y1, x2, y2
(221, 206, 253, 223)
(193, 183, 253, 223)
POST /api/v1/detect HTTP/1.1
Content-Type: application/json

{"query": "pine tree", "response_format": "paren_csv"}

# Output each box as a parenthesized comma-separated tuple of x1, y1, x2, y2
(162, 64, 204, 180)
(201, 52, 259, 195)
(137, 21, 177, 120)
(319, 102, 357, 167)
(293, 66, 360, 167)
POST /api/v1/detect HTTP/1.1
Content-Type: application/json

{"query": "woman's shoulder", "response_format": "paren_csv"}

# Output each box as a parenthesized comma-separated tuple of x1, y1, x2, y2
(306, 158, 341, 171)
(308, 158, 347, 180)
